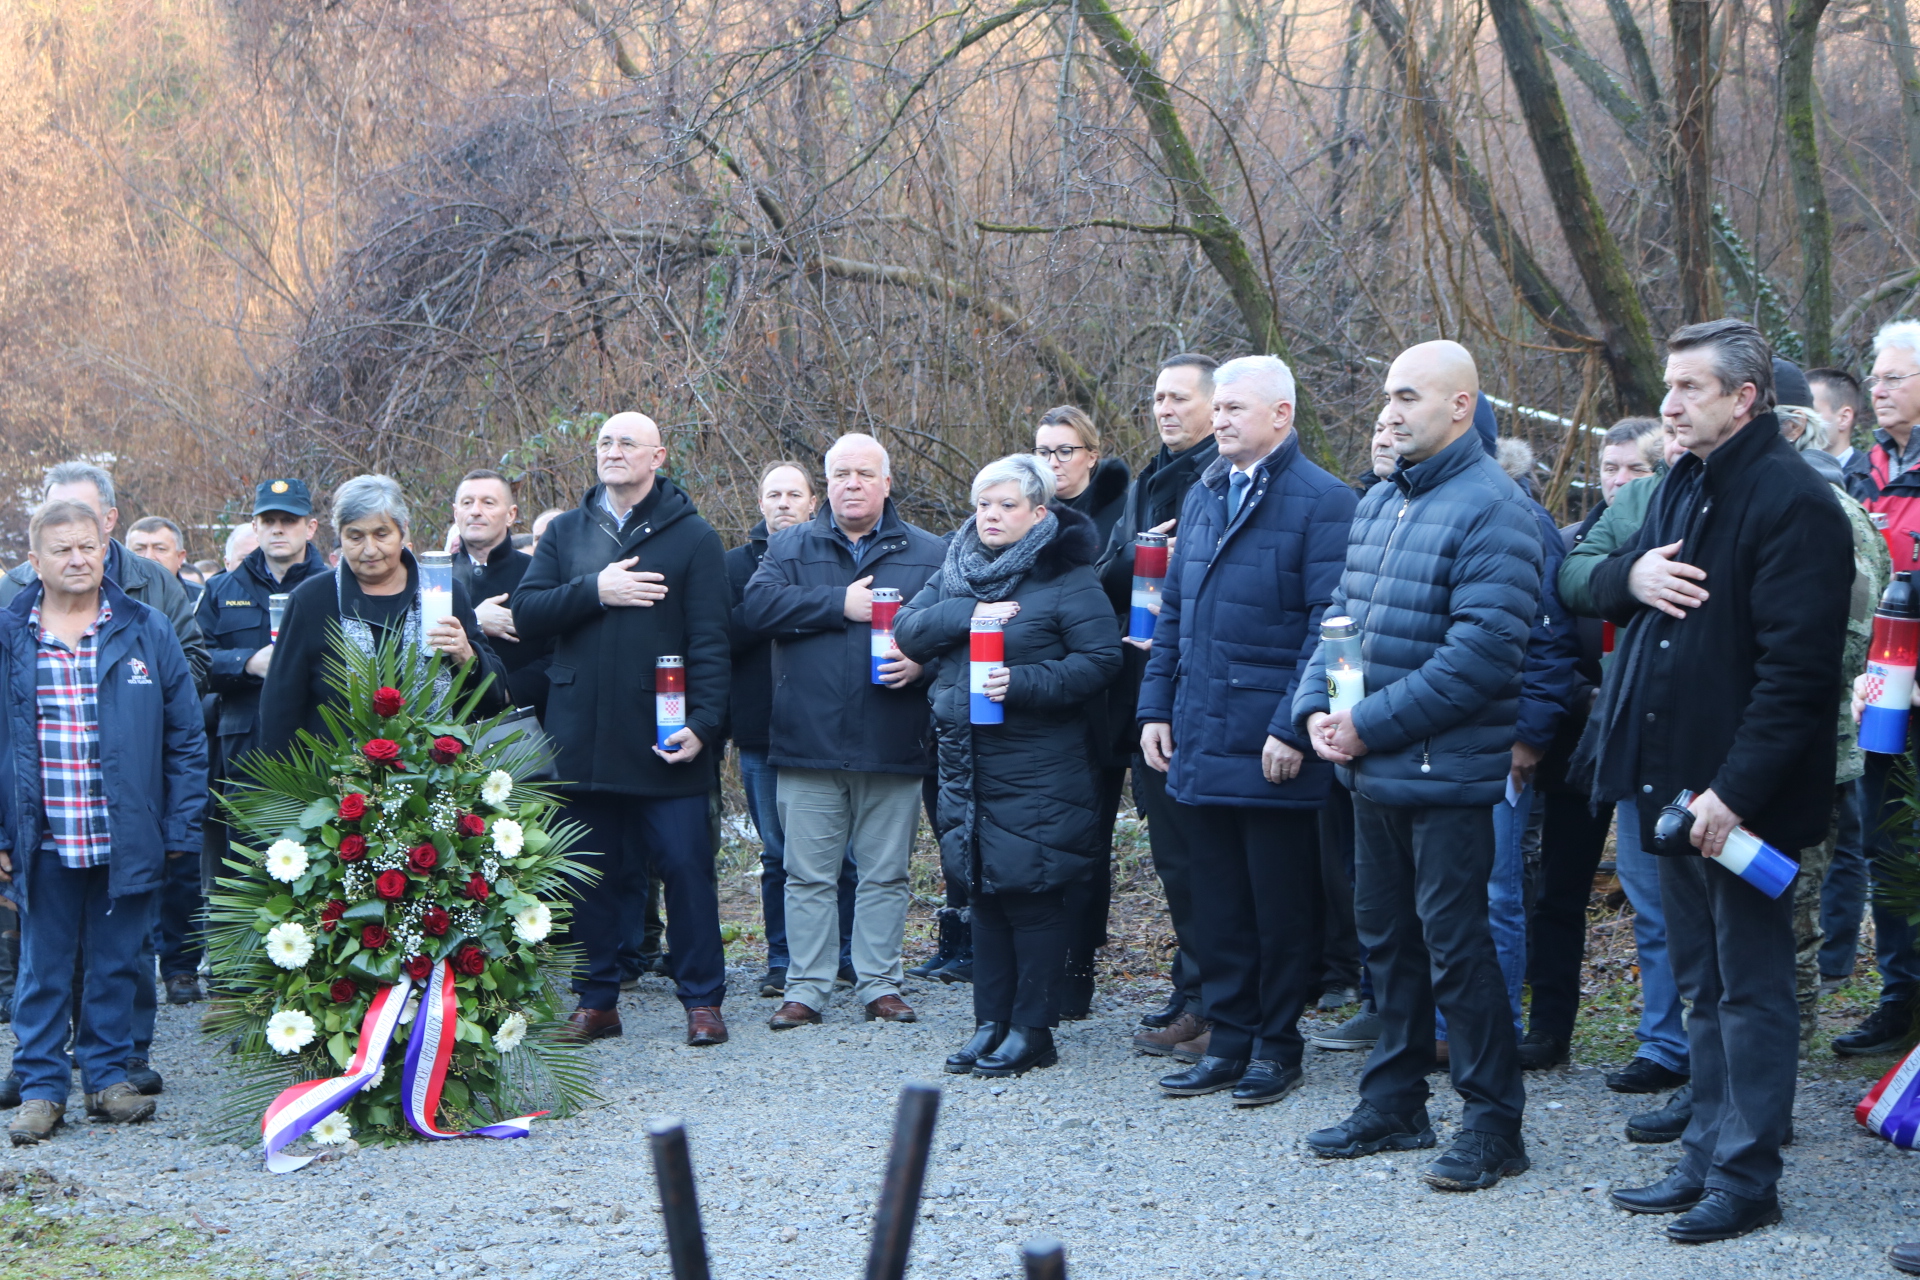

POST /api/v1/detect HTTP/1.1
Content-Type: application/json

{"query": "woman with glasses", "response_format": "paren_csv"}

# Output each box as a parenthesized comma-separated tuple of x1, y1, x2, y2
(1034, 406, 1131, 546)
(895, 454, 1121, 1076)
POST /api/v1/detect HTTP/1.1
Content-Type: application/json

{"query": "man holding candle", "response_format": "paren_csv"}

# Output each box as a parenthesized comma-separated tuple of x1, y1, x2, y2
(1136, 354, 1356, 1105)
(741, 434, 946, 1029)
(513, 413, 733, 1047)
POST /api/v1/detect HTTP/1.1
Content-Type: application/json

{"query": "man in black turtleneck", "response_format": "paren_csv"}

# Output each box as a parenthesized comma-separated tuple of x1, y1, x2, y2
(1096, 352, 1222, 1054)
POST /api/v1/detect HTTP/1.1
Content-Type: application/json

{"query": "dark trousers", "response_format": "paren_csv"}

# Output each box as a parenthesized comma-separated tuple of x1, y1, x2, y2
(1061, 766, 1127, 1013)
(1659, 846, 1798, 1198)
(1318, 781, 1363, 994)
(1842, 755, 1920, 1006)
(1131, 756, 1202, 1009)
(154, 850, 202, 979)
(1817, 777, 1867, 979)
(972, 889, 1067, 1027)
(1525, 789, 1613, 1043)
(1353, 797, 1524, 1137)
(1177, 802, 1323, 1064)
(561, 791, 724, 1011)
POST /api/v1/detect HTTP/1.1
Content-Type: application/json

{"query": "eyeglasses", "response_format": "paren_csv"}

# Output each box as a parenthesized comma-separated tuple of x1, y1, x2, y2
(1034, 446, 1089, 462)
(1869, 372, 1920, 390)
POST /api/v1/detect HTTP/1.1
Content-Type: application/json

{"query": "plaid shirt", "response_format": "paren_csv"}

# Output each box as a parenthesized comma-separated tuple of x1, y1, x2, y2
(33, 601, 112, 869)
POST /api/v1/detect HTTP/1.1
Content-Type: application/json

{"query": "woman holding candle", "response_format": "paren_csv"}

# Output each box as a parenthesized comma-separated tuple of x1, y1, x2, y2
(258, 474, 506, 760)
(895, 454, 1122, 1076)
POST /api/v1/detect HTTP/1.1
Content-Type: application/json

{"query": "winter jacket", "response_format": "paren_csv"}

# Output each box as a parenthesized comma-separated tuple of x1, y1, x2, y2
(894, 506, 1121, 895)
(1582, 412, 1852, 852)
(740, 501, 947, 776)
(454, 540, 553, 717)
(258, 553, 508, 764)
(1538, 512, 1608, 797)
(0, 580, 207, 911)
(1514, 498, 1580, 752)
(1840, 446, 1876, 505)
(1558, 473, 1658, 617)
(512, 479, 730, 798)
(1136, 433, 1356, 808)
(1865, 432, 1920, 571)
(196, 543, 330, 762)
(1093, 435, 1221, 760)
(1294, 426, 1543, 807)
(725, 522, 776, 751)
(4, 539, 209, 692)
(1058, 456, 1132, 549)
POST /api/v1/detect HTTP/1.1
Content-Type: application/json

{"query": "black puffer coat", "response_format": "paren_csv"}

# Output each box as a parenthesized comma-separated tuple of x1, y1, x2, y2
(894, 506, 1122, 896)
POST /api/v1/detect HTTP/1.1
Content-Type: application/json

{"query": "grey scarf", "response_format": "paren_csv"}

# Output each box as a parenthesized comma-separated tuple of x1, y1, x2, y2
(335, 565, 452, 710)
(941, 512, 1058, 602)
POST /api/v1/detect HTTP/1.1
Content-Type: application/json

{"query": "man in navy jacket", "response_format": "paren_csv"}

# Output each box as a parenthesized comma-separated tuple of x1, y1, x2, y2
(1137, 355, 1357, 1105)
(1296, 341, 1542, 1191)
(1, 500, 206, 1145)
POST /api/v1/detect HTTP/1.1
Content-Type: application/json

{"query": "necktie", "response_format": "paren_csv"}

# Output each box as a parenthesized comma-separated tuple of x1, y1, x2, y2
(1228, 470, 1251, 523)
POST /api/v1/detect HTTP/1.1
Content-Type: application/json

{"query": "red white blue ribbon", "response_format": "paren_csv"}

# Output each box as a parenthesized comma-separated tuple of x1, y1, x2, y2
(1860, 1045, 1920, 1148)
(400, 959, 546, 1141)
(261, 983, 409, 1174)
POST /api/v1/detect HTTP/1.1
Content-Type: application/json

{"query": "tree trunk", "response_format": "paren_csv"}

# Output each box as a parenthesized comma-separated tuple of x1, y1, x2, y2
(1670, 0, 1722, 322)
(1075, 0, 1329, 458)
(1486, 0, 1665, 412)
(1881, 0, 1920, 238)
(1781, 0, 1834, 364)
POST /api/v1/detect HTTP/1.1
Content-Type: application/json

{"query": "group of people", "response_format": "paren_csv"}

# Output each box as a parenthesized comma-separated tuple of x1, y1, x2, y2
(0, 315, 1916, 1261)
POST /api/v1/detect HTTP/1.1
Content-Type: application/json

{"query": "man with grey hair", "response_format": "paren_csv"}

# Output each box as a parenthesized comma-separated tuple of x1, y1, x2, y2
(223, 524, 259, 572)
(1860, 321, 1920, 572)
(1137, 354, 1356, 1105)
(743, 433, 946, 1029)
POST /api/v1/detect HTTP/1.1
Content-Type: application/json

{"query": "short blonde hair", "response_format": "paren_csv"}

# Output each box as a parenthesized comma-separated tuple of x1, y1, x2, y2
(1036, 405, 1100, 454)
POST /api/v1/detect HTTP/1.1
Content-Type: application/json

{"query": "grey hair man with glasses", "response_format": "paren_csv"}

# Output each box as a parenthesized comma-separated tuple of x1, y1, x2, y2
(1860, 321, 1920, 573)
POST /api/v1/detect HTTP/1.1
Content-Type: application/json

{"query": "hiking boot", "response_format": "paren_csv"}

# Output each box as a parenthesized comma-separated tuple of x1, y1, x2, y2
(1306, 1100, 1437, 1159)
(84, 1082, 156, 1124)
(1308, 1008, 1380, 1051)
(7, 1099, 63, 1146)
(1834, 1003, 1913, 1056)
(1421, 1130, 1530, 1191)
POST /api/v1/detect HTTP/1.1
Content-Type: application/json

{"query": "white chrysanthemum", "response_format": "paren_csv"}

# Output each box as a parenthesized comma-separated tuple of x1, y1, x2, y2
(309, 1112, 352, 1145)
(264, 839, 309, 883)
(265, 921, 314, 970)
(491, 818, 525, 858)
(492, 1010, 528, 1054)
(481, 769, 513, 807)
(265, 1009, 317, 1055)
(511, 901, 552, 944)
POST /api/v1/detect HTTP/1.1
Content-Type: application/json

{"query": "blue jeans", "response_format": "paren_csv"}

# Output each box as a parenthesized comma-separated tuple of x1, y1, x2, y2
(1855, 754, 1920, 1009)
(153, 849, 202, 979)
(1437, 781, 1531, 1041)
(14, 855, 156, 1100)
(1818, 778, 1868, 979)
(739, 748, 853, 972)
(1615, 801, 1689, 1073)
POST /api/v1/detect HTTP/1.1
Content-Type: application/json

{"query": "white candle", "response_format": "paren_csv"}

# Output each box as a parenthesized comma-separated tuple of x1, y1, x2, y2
(420, 586, 454, 652)
(1328, 665, 1365, 714)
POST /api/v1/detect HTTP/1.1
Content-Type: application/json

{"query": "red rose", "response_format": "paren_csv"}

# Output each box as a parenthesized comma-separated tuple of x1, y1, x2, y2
(429, 736, 465, 764)
(363, 738, 401, 765)
(456, 813, 486, 839)
(338, 793, 367, 821)
(375, 869, 407, 901)
(464, 873, 490, 902)
(360, 923, 389, 950)
(338, 834, 368, 862)
(320, 900, 346, 933)
(372, 686, 406, 717)
(329, 978, 358, 1004)
(454, 945, 487, 977)
(407, 843, 438, 873)
(421, 905, 450, 937)
(404, 954, 434, 982)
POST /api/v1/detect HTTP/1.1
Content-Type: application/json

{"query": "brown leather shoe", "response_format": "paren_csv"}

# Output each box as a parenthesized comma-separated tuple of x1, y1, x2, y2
(1132, 1011, 1207, 1057)
(559, 1007, 623, 1041)
(1169, 1027, 1211, 1064)
(864, 994, 917, 1023)
(686, 1007, 728, 1046)
(768, 1001, 822, 1030)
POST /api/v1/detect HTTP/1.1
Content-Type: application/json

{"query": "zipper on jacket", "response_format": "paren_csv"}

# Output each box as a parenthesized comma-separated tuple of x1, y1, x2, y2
(1419, 740, 1431, 773)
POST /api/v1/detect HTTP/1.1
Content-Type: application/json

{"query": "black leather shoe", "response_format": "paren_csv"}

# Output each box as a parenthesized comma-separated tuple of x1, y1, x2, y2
(1158, 1055, 1248, 1097)
(124, 1057, 163, 1096)
(1606, 1057, 1689, 1094)
(0, 1070, 19, 1109)
(1516, 1029, 1569, 1070)
(758, 967, 788, 998)
(1230, 1060, 1302, 1107)
(945, 1023, 1008, 1074)
(1421, 1130, 1529, 1191)
(1834, 1003, 1912, 1056)
(1625, 1085, 1692, 1143)
(1665, 1188, 1781, 1243)
(1891, 1241, 1920, 1275)
(1306, 1100, 1436, 1158)
(1609, 1169, 1705, 1214)
(972, 1026, 1056, 1077)
(1138, 993, 1187, 1030)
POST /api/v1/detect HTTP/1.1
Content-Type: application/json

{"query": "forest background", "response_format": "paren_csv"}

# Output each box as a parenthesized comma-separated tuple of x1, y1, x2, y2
(3, 0, 1916, 554)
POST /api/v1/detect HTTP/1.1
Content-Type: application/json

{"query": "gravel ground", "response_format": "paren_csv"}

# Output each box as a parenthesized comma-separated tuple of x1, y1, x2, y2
(3, 968, 1919, 1280)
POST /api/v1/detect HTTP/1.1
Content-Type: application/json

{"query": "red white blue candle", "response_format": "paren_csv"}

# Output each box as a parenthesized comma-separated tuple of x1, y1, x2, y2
(1129, 533, 1169, 642)
(1862, 572, 1918, 755)
(870, 588, 902, 684)
(655, 655, 686, 750)
(1710, 827, 1798, 900)
(970, 617, 1004, 725)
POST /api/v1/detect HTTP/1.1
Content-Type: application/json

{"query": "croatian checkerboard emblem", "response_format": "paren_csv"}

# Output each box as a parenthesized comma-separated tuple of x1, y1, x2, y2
(127, 658, 152, 685)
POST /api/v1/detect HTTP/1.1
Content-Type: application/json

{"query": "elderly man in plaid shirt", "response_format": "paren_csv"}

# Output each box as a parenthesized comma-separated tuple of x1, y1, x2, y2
(0, 499, 206, 1145)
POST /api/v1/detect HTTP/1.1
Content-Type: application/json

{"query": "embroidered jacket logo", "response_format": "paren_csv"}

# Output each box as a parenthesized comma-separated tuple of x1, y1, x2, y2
(127, 657, 153, 685)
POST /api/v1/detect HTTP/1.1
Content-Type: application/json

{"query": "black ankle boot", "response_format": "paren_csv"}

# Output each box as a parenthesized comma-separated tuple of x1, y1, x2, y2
(972, 1026, 1057, 1077)
(945, 1022, 1008, 1074)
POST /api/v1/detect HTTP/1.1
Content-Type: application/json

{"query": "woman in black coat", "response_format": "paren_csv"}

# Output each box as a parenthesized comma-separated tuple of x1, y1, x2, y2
(895, 455, 1122, 1077)
(259, 475, 506, 762)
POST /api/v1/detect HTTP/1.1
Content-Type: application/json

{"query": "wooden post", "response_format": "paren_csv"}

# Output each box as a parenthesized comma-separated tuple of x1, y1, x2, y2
(864, 1084, 942, 1280)
(647, 1117, 713, 1280)
(1022, 1236, 1069, 1280)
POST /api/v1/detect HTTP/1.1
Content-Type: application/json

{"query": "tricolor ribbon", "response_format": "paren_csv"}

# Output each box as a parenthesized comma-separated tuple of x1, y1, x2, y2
(260, 961, 543, 1173)
(1859, 1045, 1920, 1148)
